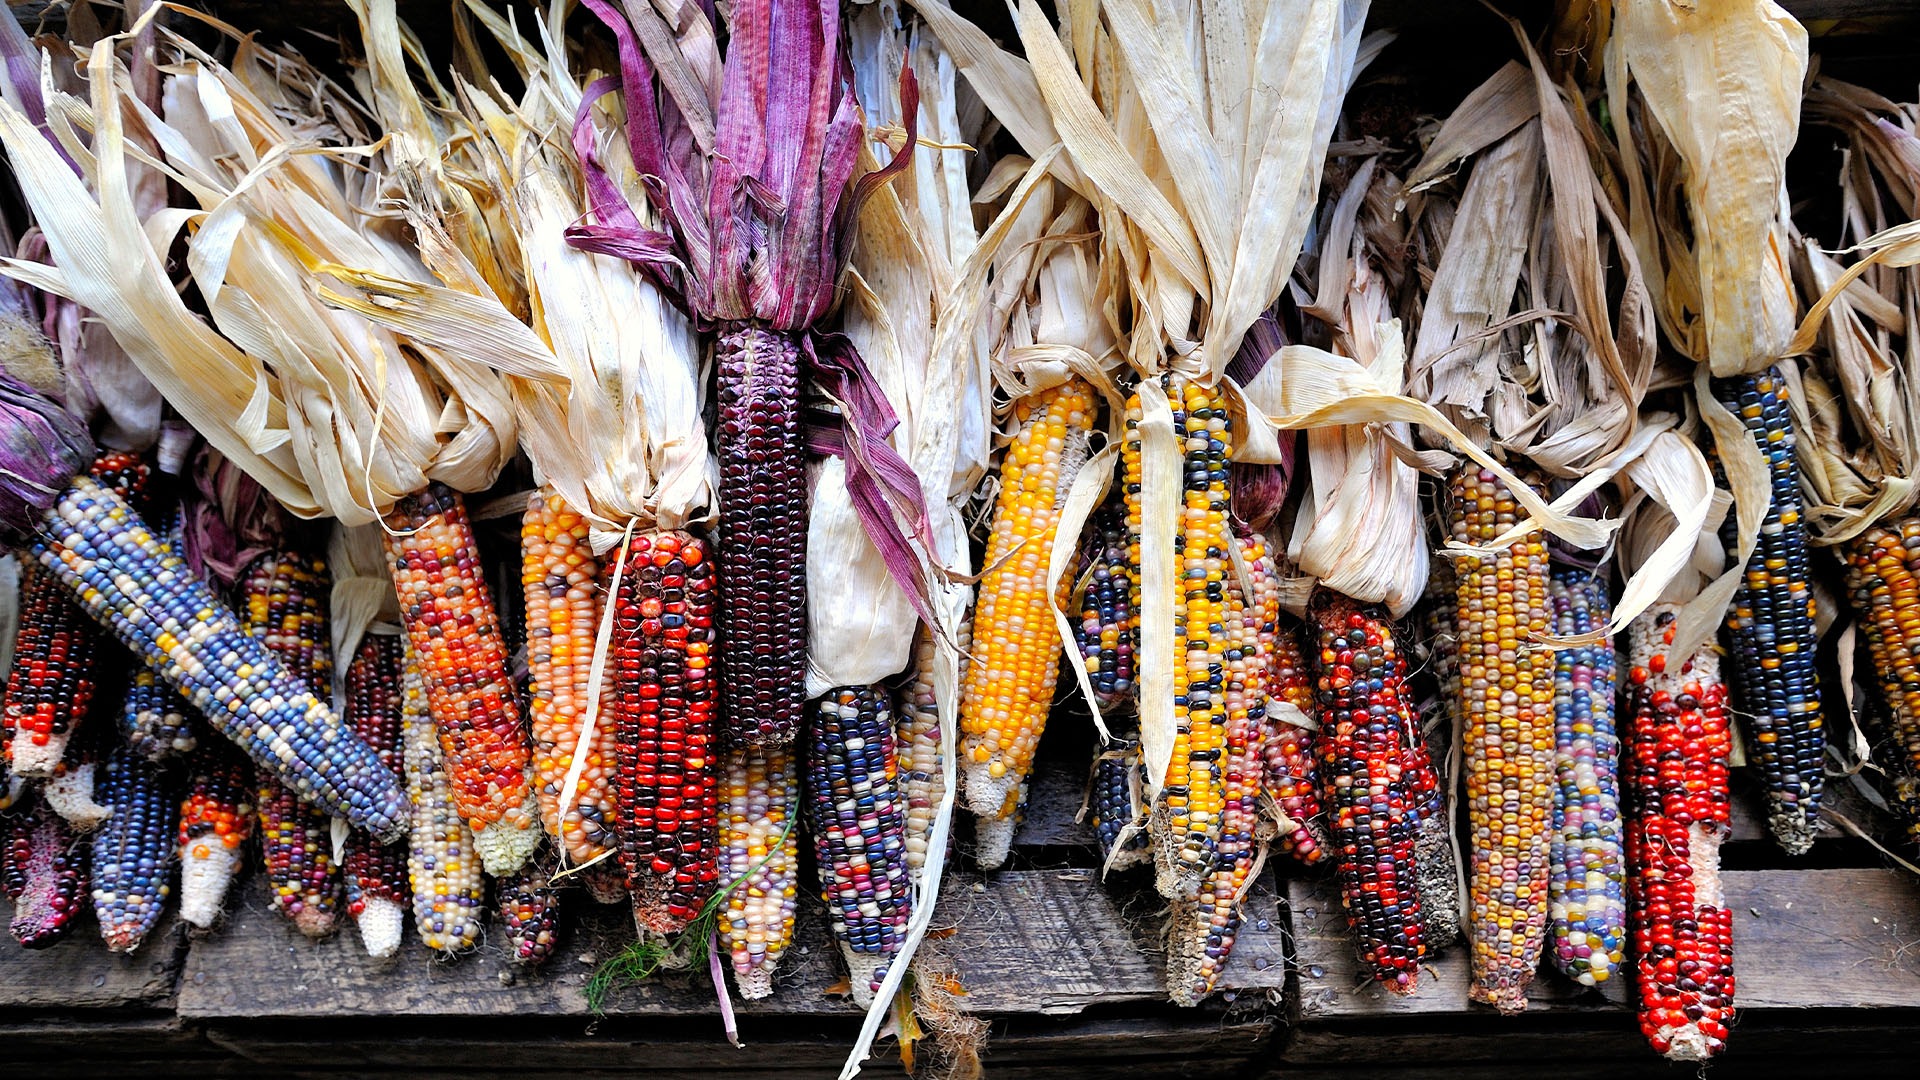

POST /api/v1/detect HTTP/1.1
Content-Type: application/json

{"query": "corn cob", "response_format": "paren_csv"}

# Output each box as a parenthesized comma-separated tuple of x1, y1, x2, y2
(898, 627, 948, 884)
(31, 477, 408, 841)
(522, 492, 617, 866)
(385, 481, 537, 874)
(342, 633, 411, 958)
(176, 739, 253, 928)
(1404, 724, 1461, 952)
(612, 529, 719, 932)
(42, 718, 111, 831)
(808, 685, 912, 1005)
(500, 853, 562, 968)
(1410, 560, 1463, 952)
(1546, 570, 1626, 986)
(1448, 466, 1555, 1013)
(1311, 590, 1425, 993)
(1091, 734, 1151, 871)
(578, 859, 628, 905)
(1264, 619, 1326, 865)
(1842, 517, 1920, 838)
(4, 799, 87, 948)
(118, 669, 198, 763)
(962, 377, 1096, 866)
(720, 742, 801, 999)
(89, 745, 177, 953)
(255, 779, 342, 938)
(400, 639, 487, 954)
(1712, 366, 1825, 854)
(1625, 605, 1734, 1061)
(1073, 504, 1136, 714)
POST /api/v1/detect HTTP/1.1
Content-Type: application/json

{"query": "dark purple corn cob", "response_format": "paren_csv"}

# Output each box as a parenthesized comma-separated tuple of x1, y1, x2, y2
(5, 799, 88, 948)
(343, 634, 411, 958)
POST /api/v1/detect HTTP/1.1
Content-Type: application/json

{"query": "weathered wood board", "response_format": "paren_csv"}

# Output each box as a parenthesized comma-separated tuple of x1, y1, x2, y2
(0, 900, 185, 1009)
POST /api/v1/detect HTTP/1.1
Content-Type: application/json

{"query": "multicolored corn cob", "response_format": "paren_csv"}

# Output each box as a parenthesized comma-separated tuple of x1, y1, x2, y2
(400, 640, 486, 954)
(1448, 466, 1555, 1013)
(720, 743, 801, 999)
(962, 377, 1095, 867)
(1073, 503, 1136, 714)
(1713, 366, 1825, 854)
(176, 739, 253, 928)
(898, 627, 949, 884)
(42, 718, 111, 831)
(385, 481, 537, 874)
(1546, 570, 1626, 986)
(808, 685, 912, 1005)
(255, 779, 342, 939)
(1091, 733, 1150, 871)
(499, 853, 562, 968)
(1263, 619, 1326, 866)
(118, 669, 198, 762)
(31, 477, 408, 841)
(1626, 605, 1734, 1061)
(1311, 590, 1425, 993)
(1842, 517, 1920, 839)
(611, 530, 719, 933)
(90, 745, 177, 952)
(523, 493, 617, 866)
(4, 799, 87, 948)
(342, 634, 411, 958)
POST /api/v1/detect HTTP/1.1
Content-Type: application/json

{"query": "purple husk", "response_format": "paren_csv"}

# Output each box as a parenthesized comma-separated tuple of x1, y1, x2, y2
(1226, 313, 1295, 531)
(178, 445, 290, 587)
(0, 367, 94, 544)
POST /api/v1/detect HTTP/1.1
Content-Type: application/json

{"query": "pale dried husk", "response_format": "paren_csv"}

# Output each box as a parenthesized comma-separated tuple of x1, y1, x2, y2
(327, 521, 403, 714)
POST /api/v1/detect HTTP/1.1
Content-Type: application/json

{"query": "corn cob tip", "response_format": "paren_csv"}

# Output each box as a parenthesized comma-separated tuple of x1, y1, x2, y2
(579, 862, 628, 905)
(475, 810, 542, 877)
(291, 906, 338, 940)
(973, 805, 1018, 871)
(355, 896, 406, 959)
(1764, 807, 1816, 858)
(845, 953, 891, 1009)
(43, 763, 111, 832)
(1468, 981, 1531, 1014)
(961, 765, 1019, 824)
(9, 734, 68, 779)
(177, 844, 241, 929)
(735, 967, 776, 1001)
(627, 917, 702, 970)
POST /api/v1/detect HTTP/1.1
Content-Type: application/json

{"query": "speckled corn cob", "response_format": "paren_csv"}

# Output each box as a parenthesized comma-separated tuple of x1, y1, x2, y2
(400, 639, 486, 954)
(5, 799, 86, 948)
(255, 780, 341, 938)
(1073, 504, 1135, 714)
(523, 493, 617, 866)
(1449, 466, 1554, 1013)
(42, 719, 111, 831)
(1264, 619, 1326, 865)
(90, 745, 177, 952)
(499, 853, 562, 968)
(1841, 518, 1920, 841)
(1712, 367, 1825, 854)
(176, 739, 253, 928)
(385, 482, 537, 875)
(343, 634, 410, 958)
(962, 377, 1095, 867)
(31, 477, 408, 841)
(612, 530, 719, 933)
(899, 626, 948, 884)
(1405, 725, 1460, 953)
(118, 669, 197, 763)
(1546, 571, 1626, 986)
(1311, 591, 1425, 993)
(808, 685, 912, 1005)
(720, 742, 800, 999)
(1091, 733, 1150, 871)
(1626, 605, 1735, 1061)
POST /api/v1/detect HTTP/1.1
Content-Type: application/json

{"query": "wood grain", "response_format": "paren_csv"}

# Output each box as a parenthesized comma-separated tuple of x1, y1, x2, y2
(0, 900, 185, 1009)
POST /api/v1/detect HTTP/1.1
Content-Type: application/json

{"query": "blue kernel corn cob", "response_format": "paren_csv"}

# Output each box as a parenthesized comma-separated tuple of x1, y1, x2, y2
(401, 639, 486, 954)
(118, 669, 198, 763)
(807, 685, 912, 1006)
(90, 745, 178, 952)
(176, 738, 253, 928)
(1091, 733, 1150, 871)
(1546, 570, 1627, 986)
(1073, 504, 1136, 714)
(1264, 620, 1327, 866)
(342, 634, 411, 958)
(4, 798, 87, 948)
(30, 477, 408, 842)
(499, 851, 562, 968)
(1712, 366, 1825, 855)
(720, 742, 801, 999)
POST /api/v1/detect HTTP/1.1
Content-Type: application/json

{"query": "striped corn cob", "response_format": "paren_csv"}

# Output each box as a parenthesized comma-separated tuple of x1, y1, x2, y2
(715, 326, 808, 747)
(1448, 466, 1555, 1013)
(31, 477, 408, 841)
(1129, 374, 1235, 900)
(400, 638, 486, 954)
(523, 492, 617, 866)
(612, 530, 719, 933)
(1842, 517, 1920, 838)
(1091, 734, 1150, 871)
(118, 669, 197, 763)
(499, 854, 562, 968)
(1626, 605, 1735, 1061)
(1546, 570, 1626, 986)
(1168, 532, 1280, 1005)
(385, 481, 537, 875)
(1311, 591, 1425, 993)
(176, 739, 253, 928)
(962, 377, 1095, 867)
(90, 745, 177, 953)
(1264, 619, 1326, 866)
(1073, 504, 1136, 714)
(898, 627, 948, 884)
(42, 718, 111, 831)
(720, 742, 801, 999)
(5, 799, 87, 948)
(808, 685, 912, 1005)
(242, 551, 344, 940)
(343, 634, 411, 958)
(1712, 366, 1825, 854)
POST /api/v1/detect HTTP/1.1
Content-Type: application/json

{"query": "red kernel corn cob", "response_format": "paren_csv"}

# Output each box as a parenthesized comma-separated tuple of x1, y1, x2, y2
(5, 798, 87, 949)
(42, 719, 111, 831)
(400, 639, 487, 954)
(720, 743, 801, 999)
(177, 739, 254, 929)
(1264, 619, 1326, 865)
(343, 634, 411, 958)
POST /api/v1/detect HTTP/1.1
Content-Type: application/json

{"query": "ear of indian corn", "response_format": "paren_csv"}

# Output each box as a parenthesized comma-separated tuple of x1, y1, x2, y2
(898, 627, 949, 884)
(1449, 466, 1554, 1013)
(1311, 590, 1425, 993)
(255, 778, 342, 939)
(1841, 517, 1920, 839)
(1264, 619, 1327, 866)
(42, 719, 111, 831)
(808, 685, 912, 1006)
(31, 478, 408, 841)
(118, 669, 197, 763)
(176, 739, 253, 929)
(90, 744, 177, 953)
(1546, 570, 1626, 986)
(1626, 605, 1734, 1061)
(5, 799, 87, 949)
(962, 377, 1095, 866)
(612, 530, 719, 933)
(1712, 367, 1825, 854)
(1091, 734, 1151, 871)
(720, 742, 801, 999)
(400, 639, 487, 955)
(385, 481, 538, 875)
(1073, 504, 1136, 714)
(1405, 723, 1461, 953)
(522, 492, 617, 866)
(499, 851, 563, 968)
(342, 633, 411, 958)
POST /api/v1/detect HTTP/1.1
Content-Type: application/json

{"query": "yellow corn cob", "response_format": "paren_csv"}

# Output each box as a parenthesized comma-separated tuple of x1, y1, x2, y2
(1843, 518, 1920, 839)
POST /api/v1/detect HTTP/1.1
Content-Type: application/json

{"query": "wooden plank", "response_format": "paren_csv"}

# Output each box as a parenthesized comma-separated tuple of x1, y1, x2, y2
(0, 899, 185, 1008)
